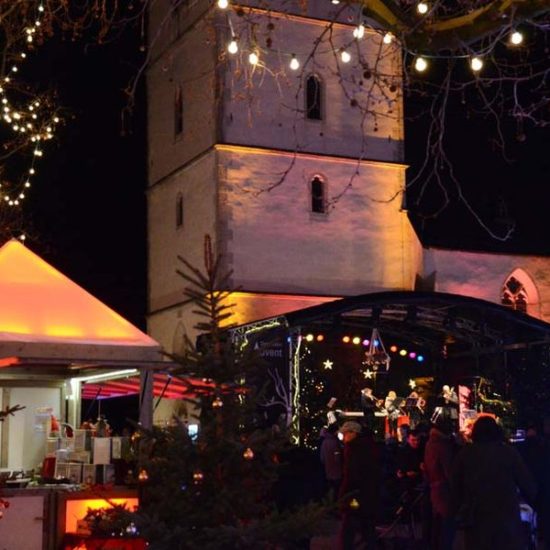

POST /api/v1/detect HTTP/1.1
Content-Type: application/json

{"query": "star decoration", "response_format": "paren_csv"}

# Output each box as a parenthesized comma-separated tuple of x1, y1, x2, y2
(363, 369, 373, 379)
(323, 359, 333, 370)
(409, 379, 416, 389)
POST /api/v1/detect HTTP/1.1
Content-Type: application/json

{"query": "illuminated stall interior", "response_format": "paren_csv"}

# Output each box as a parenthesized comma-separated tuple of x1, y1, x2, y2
(230, 291, 550, 446)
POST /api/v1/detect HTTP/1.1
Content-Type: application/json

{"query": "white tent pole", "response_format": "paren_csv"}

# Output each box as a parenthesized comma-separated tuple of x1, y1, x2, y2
(139, 368, 153, 429)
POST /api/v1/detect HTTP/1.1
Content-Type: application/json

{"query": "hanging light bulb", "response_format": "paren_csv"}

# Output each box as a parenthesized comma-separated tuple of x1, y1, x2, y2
(417, 2, 428, 14)
(383, 32, 393, 44)
(353, 24, 365, 40)
(217, 0, 229, 9)
(289, 55, 300, 71)
(510, 30, 523, 46)
(227, 38, 238, 54)
(248, 51, 259, 65)
(414, 56, 428, 72)
(470, 56, 483, 72)
(340, 49, 351, 63)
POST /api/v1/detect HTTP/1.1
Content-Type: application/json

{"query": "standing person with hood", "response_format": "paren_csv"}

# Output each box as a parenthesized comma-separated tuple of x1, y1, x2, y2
(338, 421, 380, 549)
(320, 422, 343, 497)
(452, 415, 536, 550)
(423, 418, 456, 550)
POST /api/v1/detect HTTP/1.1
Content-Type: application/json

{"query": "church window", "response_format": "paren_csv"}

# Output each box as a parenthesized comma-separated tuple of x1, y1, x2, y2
(501, 276, 528, 313)
(176, 193, 184, 228)
(174, 84, 183, 138)
(311, 176, 326, 213)
(306, 75, 323, 120)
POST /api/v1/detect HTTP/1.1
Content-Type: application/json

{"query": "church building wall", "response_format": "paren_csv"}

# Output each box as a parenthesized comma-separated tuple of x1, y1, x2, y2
(425, 248, 550, 320)
(218, 146, 422, 296)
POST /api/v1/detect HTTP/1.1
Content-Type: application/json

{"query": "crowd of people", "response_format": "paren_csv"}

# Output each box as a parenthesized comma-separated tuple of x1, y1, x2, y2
(319, 413, 550, 550)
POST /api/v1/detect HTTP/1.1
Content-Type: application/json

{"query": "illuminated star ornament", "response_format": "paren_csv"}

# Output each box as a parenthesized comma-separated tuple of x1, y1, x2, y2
(363, 369, 373, 379)
(409, 379, 416, 389)
(323, 359, 333, 370)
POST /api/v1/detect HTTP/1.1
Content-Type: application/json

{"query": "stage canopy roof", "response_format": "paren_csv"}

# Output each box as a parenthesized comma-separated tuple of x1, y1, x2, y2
(232, 291, 550, 358)
(0, 239, 164, 373)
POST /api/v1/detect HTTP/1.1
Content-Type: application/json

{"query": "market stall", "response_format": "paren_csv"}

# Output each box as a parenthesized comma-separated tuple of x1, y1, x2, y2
(0, 240, 166, 549)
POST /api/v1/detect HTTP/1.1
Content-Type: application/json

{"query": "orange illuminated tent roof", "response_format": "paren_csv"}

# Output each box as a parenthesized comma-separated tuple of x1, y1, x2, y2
(0, 240, 162, 367)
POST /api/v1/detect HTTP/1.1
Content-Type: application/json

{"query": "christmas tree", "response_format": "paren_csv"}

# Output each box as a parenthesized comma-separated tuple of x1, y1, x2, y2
(133, 238, 328, 549)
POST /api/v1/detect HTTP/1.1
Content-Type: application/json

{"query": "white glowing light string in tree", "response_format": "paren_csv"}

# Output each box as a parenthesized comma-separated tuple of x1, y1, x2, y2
(362, 328, 390, 373)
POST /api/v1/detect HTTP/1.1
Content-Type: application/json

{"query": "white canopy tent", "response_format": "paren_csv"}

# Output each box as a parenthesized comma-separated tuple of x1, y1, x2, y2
(0, 240, 165, 469)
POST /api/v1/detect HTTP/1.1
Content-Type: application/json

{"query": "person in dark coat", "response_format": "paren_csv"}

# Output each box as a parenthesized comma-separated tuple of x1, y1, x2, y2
(320, 422, 343, 497)
(423, 418, 456, 550)
(338, 421, 380, 549)
(451, 416, 537, 550)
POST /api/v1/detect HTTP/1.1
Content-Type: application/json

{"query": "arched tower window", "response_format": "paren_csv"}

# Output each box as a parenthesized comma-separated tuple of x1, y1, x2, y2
(501, 270, 539, 315)
(174, 84, 183, 138)
(176, 193, 184, 228)
(305, 75, 323, 120)
(310, 176, 326, 213)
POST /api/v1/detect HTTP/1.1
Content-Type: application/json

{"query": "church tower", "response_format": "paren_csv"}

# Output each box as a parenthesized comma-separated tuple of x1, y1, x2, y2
(146, 1, 422, 352)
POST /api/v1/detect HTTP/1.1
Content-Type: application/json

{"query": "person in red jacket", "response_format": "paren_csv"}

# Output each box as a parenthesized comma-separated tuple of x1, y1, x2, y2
(338, 421, 380, 549)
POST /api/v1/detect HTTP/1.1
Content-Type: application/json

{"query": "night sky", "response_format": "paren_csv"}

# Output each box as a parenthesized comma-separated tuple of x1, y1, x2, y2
(18, 23, 550, 331)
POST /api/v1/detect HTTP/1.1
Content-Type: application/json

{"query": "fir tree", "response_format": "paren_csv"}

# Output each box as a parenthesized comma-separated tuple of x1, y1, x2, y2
(134, 237, 329, 549)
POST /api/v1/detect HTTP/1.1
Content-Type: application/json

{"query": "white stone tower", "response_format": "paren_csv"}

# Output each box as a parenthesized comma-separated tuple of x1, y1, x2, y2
(146, 1, 422, 351)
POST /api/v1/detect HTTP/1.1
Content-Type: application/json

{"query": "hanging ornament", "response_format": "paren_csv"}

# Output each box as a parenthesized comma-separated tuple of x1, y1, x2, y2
(349, 498, 360, 509)
(323, 359, 333, 370)
(138, 469, 149, 482)
(243, 447, 254, 460)
(363, 328, 390, 372)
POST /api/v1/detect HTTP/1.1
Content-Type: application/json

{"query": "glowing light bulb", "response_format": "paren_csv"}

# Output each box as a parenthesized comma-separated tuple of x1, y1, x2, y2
(470, 56, 483, 72)
(341, 50, 351, 63)
(305, 334, 314, 342)
(248, 51, 259, 65)
(20, 53, 26, 59)
(414, 56, 428, 72)
(417, 355, 424, 362)
(332, 0, 340, 4)
(409, 352, 417, 359)
(352, 336, 361, 345)
(383, 32, 393, 44)
(11, 66, 18, 72)
(243, 448, 254, 460)
(417, 2, 428, 14)
(399, 349, 407, 356)
(24, 181, 30, 188)
(289, 55, 300, 70)
(390, 345, 398, 353)
(510, 30, 523, 45)
(38, 4, 44, 11)
(19, 234, 25, 241)
(227, 39, 238, 54)
(353, 24, 365, 40)
(342, 336, 351, 344)
(217, 0, 229, 9)
(316, 334, 324, 342)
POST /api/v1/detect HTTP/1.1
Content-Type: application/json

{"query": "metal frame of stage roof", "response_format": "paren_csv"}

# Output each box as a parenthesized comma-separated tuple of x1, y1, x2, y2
(231, 291, 550, 357)
(227, 291, 550, 444)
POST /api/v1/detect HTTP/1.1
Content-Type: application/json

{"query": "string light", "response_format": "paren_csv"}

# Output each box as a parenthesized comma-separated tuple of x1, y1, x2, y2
(217, 0, 229, 9)
(352, 336, 361, 345)
(248, 51, 259, 65)
(289, 55, 300, 70)
(399, 349, 407, 356)
(510, 30, 523, 46)
(227, 39, 238, 54)
(470, 56, 483, 72)
(305, 333, 314, 342)
(417, 2, 429, 14)
(383, 32, 393, 44)
(414, 56, 428, 72)
(340, 49, 351, 63)
(353, 24, 365, 40)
